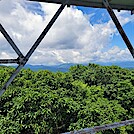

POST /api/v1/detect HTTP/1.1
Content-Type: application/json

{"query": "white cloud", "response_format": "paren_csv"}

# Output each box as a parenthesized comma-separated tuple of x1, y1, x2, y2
(0, 0, 133, 65)
(98, 46, 131, 62)
(0, 52, 12, 59)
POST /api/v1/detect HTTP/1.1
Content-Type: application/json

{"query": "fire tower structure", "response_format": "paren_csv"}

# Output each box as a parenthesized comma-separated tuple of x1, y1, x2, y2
(0, 0, 134, 133)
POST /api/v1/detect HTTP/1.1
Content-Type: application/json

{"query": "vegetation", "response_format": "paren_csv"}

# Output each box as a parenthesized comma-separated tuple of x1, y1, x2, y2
(0, 64, 134, 134)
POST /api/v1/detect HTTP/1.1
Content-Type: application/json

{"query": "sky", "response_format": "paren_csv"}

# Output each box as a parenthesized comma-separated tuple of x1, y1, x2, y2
(0, 0, 134, 65)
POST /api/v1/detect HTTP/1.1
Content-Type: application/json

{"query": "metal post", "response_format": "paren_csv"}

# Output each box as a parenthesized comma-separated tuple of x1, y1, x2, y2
(103, 0, 134, 58)
(0, 2, 67, 97)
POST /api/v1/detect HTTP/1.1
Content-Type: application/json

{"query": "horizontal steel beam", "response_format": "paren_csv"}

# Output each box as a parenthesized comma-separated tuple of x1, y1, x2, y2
(28, 0, 134, 11)
(0, 59, 19, 64)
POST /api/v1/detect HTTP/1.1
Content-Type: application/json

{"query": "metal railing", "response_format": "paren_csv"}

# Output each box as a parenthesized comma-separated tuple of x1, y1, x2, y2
(63, 119, 134, 134)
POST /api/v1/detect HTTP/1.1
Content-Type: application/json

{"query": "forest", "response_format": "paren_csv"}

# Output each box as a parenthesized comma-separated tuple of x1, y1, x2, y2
(0, 63, 134, 134)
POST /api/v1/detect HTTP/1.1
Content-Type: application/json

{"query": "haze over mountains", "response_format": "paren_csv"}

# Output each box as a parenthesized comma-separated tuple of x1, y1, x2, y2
(24, 61, 134, 72)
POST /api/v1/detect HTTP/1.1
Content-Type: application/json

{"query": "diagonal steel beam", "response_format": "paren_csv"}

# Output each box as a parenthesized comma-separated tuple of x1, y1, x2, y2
(0, 24, 24, 58)
(0, 2, 67, 97)
(0, 64, 23, 96)
(103, 0, 134, 58)
(25, 2, 67, 60)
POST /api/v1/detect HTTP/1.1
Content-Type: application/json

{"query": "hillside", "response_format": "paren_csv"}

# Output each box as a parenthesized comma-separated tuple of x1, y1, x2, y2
(0, 64, 134, 134)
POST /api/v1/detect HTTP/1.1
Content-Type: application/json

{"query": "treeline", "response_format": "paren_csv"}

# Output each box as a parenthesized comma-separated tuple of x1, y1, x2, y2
(0, 64, 134, 134)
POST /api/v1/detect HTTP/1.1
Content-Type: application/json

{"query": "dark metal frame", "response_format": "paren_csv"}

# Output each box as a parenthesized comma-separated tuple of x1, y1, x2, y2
(29, 0, 134, 13)
(0, 1, 68, 96)
(0, 0, 134, 98)
(103, 0, 134, 58)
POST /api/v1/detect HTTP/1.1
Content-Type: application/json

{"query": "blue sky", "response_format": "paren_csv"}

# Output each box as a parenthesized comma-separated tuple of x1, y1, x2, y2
(0, 0, 133, 65)
(78, 6, 134, 50)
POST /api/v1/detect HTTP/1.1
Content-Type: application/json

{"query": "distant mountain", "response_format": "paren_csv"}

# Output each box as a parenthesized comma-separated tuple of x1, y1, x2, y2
(23, 61, 133, 72)
(96, 61, 134, 69)
(24, 63, 76, 72)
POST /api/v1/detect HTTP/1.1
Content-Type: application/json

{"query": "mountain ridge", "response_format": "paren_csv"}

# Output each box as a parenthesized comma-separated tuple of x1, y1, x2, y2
(23, 61, 134, 72)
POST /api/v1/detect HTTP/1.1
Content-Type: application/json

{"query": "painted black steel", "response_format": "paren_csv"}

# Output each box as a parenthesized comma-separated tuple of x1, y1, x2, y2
(0, 59, 19, 64)
(0, 24, 24, 58)
(103, 0, 134, 58)
(0, 0, 134, 133)
(25, 3, 67, 60)
(0, 3, 67, 97)
(0, 0, 133, 98)
(0, 64, 24, 96)
(28, 0, 134, 12)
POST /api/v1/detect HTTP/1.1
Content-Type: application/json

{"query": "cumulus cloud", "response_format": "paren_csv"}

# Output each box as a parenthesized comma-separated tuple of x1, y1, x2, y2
(0, 0, 133, 65)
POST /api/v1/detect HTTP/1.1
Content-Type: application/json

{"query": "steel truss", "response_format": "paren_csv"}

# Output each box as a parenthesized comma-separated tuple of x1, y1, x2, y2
(0, 0, 134, 97)
(0, 1, 68, 96)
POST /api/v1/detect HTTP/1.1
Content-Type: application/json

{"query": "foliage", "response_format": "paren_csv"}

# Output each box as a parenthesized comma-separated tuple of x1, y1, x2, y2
(0, 64, 134, 134)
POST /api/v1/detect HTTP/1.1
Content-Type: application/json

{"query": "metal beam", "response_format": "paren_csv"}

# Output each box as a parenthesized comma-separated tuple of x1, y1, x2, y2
(0, 2, 67, 97)
(0, 59, 19, 64)
(25, 2, 67, 60)
(28, 0, 134, 11)
(0, 24, 24, 58)
(63, 119, 134, 134)
(103, 0, 134, 58)
(0, 64, 24, 96)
